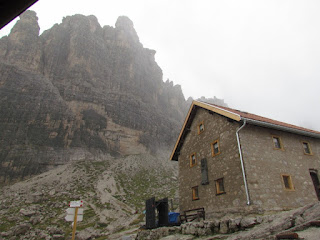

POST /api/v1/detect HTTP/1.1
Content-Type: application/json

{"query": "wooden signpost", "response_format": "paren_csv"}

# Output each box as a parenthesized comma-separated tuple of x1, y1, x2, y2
(65, 200, 84, 240)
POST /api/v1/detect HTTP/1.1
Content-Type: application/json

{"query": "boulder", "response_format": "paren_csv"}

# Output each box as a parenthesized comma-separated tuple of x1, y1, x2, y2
(52, 234, 65, 240)
(229, 218, 241, 232)
(240, 217, 257, 228)
(76, 227, 101, 240)
(19, 208, 36, 217)
(30, 215, 41, 225)
(219, 220, 229, 234)
(46, 226, 64, 235)
(14, 223, 31, 236)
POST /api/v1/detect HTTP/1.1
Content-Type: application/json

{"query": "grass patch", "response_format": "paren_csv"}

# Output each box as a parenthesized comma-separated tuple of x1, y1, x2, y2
(116, 168, 178, 209)
(77, 222, 96, 231)
(0, 219, 16, 232)
(95, 236, 108, 240)
(130, 214, 145, 226)
(97, 222, 108, 229)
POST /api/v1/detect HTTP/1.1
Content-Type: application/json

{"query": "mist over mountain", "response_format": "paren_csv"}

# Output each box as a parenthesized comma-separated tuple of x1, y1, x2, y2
(0, 11, 225, 183)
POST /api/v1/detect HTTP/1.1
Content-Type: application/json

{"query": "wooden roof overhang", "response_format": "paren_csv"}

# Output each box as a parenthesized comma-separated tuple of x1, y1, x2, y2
(0, 0, 38, 29)
(170, 101, 241, 161)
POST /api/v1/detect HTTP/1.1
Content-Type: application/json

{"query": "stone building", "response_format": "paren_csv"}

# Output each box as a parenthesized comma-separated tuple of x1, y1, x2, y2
(170, 100, 320, 217)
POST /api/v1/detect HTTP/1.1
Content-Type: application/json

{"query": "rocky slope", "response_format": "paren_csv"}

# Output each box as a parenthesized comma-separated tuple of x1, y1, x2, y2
(2, 157, 320, 240)
(0, 152, 178, 239)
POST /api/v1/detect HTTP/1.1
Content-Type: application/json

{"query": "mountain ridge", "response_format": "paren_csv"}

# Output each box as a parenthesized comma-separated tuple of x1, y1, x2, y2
(0, 10, 226, 183)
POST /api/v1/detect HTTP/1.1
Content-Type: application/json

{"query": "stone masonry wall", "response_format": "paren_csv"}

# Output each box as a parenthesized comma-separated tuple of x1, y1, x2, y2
(178, 107, 247, 216)
(240, 124, 320, 210)
(136, 202, 320, 240)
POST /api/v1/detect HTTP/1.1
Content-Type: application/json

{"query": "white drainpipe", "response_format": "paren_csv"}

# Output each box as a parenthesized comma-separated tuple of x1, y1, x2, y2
(236, 119, 251, 205)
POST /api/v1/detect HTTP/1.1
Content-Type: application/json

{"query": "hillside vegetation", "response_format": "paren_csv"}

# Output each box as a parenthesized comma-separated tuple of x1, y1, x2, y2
(0, 153, 178, 239)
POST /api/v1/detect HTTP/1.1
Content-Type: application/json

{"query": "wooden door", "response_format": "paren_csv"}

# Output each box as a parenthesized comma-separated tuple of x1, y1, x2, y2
(146, 197, 156, 229)
(310, 170, 320, 201)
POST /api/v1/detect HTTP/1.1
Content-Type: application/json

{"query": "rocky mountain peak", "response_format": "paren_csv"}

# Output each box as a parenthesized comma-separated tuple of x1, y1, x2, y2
(2, 10, 41, 71)
(61, 14, 102, 34)
(0, 11, 192, 183)
(115, 16, 140, 45)
(115, 16, 135, 31)
(10, 10, 40, 37)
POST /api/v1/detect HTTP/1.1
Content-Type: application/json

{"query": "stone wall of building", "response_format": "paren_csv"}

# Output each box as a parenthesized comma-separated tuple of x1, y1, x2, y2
(240, 124, 320, 210)
(177, 106, 320, 217)
(178, 107, 247, 216)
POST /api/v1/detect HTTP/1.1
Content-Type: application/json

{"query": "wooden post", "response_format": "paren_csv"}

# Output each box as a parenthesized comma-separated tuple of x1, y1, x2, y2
(71, 207, 79, 240)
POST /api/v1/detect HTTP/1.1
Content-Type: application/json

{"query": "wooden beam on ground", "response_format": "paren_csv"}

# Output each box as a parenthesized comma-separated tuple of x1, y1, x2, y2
(276, 232, 299, 239)
(310, 220, 320, 227)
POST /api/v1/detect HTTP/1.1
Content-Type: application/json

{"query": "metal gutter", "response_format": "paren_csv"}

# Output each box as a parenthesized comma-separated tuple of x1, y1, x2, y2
(243, 118, 320, 139)
(236, 119, 251, 205)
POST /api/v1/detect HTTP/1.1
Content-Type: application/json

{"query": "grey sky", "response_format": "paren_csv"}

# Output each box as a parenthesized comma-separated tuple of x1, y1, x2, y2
(1, 0, 320, 131)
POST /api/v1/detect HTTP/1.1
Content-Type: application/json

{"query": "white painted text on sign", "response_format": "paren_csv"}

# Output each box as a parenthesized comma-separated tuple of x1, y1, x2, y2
(69, 200, 83, 208)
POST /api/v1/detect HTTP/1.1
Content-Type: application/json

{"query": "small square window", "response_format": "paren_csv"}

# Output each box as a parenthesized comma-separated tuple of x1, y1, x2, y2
(215, 178, 225, 195)
(272, 136, 283, 150)
(197, 122, 204, 134)
(211, 140, 221, 157)
(281, 174, 295, 191)
(192, 186, 199, 200)
(302, 142, 312, 155)
(190, 153, 196, 167)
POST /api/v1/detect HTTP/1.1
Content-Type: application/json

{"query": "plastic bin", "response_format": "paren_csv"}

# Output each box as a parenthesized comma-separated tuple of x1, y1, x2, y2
(168, 212, 180, 223)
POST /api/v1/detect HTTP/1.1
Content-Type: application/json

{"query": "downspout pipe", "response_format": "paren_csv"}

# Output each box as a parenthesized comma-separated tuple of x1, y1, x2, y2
(236, 119, 251, 205)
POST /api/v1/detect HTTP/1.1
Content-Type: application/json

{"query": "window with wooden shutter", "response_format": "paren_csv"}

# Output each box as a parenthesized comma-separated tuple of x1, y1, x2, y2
(190, 153, 196, 167)
(201, 158, 209, 185)
(197, 122, 204, 134)
(211, 139, 221, 157)
(302, 141, 312, 155)
(272, 135, 283, 150)
(281, 174, 295, 191)
(215, 178, 225, 195)
(192, 186, 199, 200)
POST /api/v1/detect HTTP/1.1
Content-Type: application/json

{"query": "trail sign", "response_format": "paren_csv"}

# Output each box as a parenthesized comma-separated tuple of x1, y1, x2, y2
(66, 201, 84, 240)
(69, 200, 83, 208)
(65, 214, 83, 222)
(66, 208, 84, 215)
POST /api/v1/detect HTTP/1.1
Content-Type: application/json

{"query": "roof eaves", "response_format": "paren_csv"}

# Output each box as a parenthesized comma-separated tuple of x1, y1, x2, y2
(170, 100, 242, 161)
(169, 101, 196, 161)
(243, 117, 320, 139)
(196, 101, 241, 121)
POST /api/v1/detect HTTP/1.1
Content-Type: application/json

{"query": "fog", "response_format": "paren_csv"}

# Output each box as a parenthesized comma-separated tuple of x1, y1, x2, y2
(1, 0, 319, 130)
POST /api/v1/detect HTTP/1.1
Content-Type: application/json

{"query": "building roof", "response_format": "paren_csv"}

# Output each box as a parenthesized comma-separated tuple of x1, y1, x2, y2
(170, 100, 320, 161)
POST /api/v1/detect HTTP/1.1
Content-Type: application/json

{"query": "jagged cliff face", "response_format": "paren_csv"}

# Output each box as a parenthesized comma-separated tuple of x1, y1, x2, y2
(0, 11, 189, 183)
(0, 11, 226, 183)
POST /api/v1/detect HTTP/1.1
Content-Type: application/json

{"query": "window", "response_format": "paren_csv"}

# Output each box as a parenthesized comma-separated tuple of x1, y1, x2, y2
(197, 122, 204, 134)
(272, 136, 283, 150)
(281, 174, 295, 191)
(302, 141, 312, 155)
(192, 186, 199, 200)
(211, 140, 221, 157)
(190, 153, 196, 167)
(215, 178, 225, 195)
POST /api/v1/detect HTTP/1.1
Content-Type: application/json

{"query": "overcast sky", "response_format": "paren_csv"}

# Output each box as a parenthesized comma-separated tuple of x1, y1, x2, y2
(1, 0, 320, 131)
